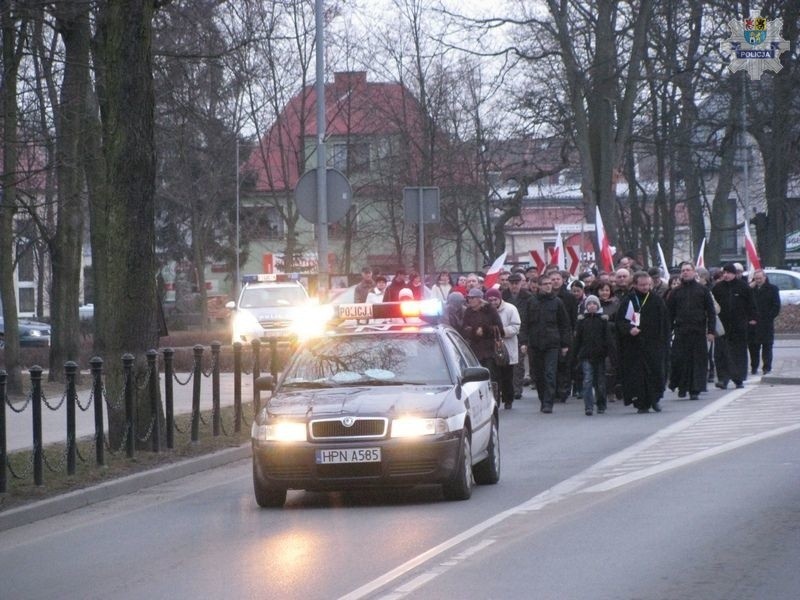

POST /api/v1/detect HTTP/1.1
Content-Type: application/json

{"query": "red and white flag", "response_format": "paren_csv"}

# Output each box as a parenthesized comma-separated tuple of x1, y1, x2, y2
(483, 251, 508, 289)
(743, 226, 761, 270)
(551, 231, 566, 270)
(657, 242, 669, 280)
(695, 237, 706, 269)
(595, 206, 615, 272)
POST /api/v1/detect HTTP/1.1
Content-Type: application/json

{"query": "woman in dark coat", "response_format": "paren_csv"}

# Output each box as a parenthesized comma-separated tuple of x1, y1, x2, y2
(461, 288, 504, 379)
(617, 271, 671, 413)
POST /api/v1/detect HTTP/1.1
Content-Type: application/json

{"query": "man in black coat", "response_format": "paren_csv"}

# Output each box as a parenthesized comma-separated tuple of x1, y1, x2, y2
(617, 271, 670, 412)
(521, 273, 571, 413)
(666, 262, 717, 399)
(382, 269, 407, 303)
(748, 269, 781, 375)
(712, 263, 757, 389)
(549, 269, 578, 401)
(503, 272, 532, 399)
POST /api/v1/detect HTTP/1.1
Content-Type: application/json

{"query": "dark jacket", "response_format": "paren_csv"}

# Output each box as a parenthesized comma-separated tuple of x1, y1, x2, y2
(712, 278, 757, 340)
(749, 280, 781, 343)
(573, 312, 615, 361)
(522, 292, 571, 351)
(556, 287, 578, 332)
(383, 278, 407, 303)
(502, 287, 532, 327)
(666, 278, 716, 335)
(461, 301, 505, 361)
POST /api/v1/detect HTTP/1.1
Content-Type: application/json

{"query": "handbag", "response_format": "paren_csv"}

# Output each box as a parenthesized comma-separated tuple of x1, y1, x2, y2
(493, 327, 510, 366)
(715, 315, 726, 337)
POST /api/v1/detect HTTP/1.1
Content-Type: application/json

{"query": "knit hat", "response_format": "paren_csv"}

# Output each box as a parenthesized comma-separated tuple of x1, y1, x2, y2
(484, 288, 502, 301)
(585, 294, 601, 309)
(722, 263, 737, 274)
(467, 287, 484, 298)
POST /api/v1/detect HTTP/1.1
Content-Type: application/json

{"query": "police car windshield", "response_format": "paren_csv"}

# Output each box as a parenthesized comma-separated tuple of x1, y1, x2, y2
(240, 286, 307, 308)
(282, 333, 450, 387)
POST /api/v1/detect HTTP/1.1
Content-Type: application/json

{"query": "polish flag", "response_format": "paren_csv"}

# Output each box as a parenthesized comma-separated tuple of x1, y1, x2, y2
(595, 206, 615, 272)
(695, 237, 706, 269)
(624, 299, 636, 323)
(483, 251, 508, 289)
(551, 231, 566, 270)
(743, 226, 761, 270)
(657, 242, 669, 280)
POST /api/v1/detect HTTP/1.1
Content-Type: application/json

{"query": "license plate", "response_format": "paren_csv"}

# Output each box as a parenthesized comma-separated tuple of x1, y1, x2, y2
(338, 303, 373, 319)
(315, 447, 381, 464)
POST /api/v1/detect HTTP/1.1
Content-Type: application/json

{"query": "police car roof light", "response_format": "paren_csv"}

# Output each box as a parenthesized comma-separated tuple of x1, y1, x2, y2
(335, 300, 442, 323)
(242, 273, 301, 284)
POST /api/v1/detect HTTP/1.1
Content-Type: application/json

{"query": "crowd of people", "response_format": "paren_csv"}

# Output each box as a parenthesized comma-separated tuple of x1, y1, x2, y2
(349, 258, 782, 416)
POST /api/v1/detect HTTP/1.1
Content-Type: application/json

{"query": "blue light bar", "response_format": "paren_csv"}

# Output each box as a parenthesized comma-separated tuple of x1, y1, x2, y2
(242, 273, 301, 283)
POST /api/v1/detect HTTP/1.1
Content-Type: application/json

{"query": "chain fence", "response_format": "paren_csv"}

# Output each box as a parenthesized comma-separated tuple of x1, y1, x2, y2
(1, 342, 269, 491)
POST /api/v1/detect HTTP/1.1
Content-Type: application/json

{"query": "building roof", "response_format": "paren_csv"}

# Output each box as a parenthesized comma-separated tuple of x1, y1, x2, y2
(244, 71, 430, 193)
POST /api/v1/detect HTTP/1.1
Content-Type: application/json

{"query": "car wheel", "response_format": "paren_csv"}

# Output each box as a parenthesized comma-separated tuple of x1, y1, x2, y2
(252, 462, 287, 508)
(442, 432, 473, 501)
(473, 415, 500, 485)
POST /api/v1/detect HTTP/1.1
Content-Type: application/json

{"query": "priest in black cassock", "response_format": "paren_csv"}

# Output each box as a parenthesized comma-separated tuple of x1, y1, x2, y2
(617, 271, 671, 413)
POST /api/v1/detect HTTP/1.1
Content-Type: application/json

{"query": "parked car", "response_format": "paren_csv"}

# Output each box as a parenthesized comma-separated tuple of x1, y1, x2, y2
(0, 316, 51, 348)
(763, 269, 800, 306)
(250, 299, 500, 507)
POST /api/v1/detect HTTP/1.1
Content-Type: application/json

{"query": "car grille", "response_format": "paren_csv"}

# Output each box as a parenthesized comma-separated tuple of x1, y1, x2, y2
(389, 459, 439, 477)
(264, 464, 312, 480)
(310, 417, 388, 440)
(317, 463, 383, 478)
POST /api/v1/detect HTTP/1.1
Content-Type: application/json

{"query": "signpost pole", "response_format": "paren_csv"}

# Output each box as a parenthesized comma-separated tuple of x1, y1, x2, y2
(315, 0, 328, 300)
(418, 187, 425, 281)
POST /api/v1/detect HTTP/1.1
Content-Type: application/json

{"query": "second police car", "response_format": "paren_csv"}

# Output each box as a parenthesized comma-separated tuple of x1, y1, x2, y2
(251, 299, 500, 507)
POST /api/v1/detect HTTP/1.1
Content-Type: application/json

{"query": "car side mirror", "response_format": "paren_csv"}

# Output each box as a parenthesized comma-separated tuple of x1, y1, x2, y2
(225, 300, 236, 310)
(460, 366, 490, 385)
(254, 374, 274, 392)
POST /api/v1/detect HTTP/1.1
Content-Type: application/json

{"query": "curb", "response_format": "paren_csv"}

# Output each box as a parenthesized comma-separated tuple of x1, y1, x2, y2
(761, 375, 800, 385)
(0, 444, 252, 533)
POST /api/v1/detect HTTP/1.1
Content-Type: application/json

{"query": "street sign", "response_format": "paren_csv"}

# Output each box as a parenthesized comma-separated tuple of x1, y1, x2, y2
(403, 187, 440, 223)
(294, 168, 353, 223)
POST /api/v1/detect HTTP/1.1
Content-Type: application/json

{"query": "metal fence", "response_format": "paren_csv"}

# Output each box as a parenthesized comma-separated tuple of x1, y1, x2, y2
(0, 338, 291, 492)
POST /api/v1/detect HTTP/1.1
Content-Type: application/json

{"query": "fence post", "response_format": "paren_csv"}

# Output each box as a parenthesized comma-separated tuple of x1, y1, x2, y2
(233, 342, 242, 433)
(90, 357, 105, 466)
(147, 350, 160, 453)
(65, 361, 78, 475)
(30, 365, 43, 485)
(0, 370, 7, 493)
(191, 345, 203, 443)
(163, 348, 174, 449)
(211, 341, 221, 436)
(123, 354, 135, 459)
(251, 340, 261, 417)
(270, 338, 279, 381)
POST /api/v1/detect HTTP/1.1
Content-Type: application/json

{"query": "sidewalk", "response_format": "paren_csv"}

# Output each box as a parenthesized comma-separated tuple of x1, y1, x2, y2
(4, 373, 256, 453)
(762, 356, 800, 385)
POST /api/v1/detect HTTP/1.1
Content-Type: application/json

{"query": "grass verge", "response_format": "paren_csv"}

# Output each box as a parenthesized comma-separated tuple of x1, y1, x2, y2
(1, 401, 254, 512)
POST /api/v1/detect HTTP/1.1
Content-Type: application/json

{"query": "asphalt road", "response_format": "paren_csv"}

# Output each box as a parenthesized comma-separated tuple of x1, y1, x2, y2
(2, 340, 800, 600)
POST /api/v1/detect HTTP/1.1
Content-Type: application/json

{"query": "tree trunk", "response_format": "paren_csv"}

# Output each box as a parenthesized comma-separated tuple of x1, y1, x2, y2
(0, 3, 26, 393)
(93, 0, 162, 447)
(48, 1, 91, 381)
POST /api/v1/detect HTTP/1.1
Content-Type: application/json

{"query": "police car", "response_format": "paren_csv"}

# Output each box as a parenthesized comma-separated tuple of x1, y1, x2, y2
(251, 299, 500, 507)
(226, 274, 310, 345)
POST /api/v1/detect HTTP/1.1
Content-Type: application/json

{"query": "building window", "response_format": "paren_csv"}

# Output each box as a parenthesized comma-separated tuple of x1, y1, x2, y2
(245, 205, 284, 239)
(17, 245, 34, 281)
(19, 288, 35, 314)
(329, 141, 370, 173)
(328, 204, 358, 238)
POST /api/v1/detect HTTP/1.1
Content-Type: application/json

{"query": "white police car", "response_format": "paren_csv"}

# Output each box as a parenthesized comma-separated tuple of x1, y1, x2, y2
(251, 300, 500, 507)
(226, 274, 310, 345)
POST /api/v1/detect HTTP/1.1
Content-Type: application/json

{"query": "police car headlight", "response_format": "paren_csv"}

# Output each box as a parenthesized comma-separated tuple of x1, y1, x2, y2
(233, 310, 262, 341)
(289, 304, 334, 340)
(391, 417, 448, 438)
(252, 421, 307, 442)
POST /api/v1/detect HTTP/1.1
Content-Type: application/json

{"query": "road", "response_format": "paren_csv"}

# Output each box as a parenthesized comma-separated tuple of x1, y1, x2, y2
(1, 342, 799, 599)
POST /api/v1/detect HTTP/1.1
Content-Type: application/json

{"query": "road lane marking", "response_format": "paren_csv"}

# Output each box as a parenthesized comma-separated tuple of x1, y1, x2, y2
(339, 383, 800, 599)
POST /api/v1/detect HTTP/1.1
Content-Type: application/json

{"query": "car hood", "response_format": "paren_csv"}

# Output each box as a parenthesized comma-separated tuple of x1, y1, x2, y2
(267, 385, 453, 418)
(246, 306, 299, 322)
